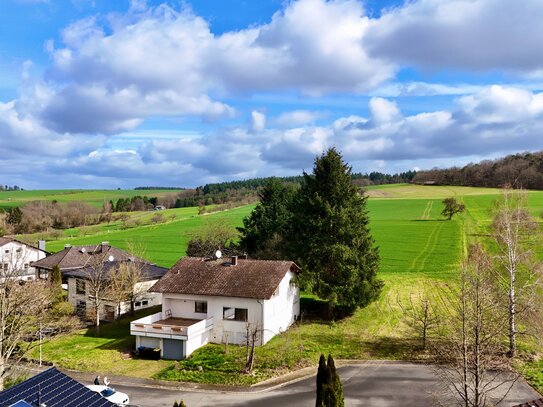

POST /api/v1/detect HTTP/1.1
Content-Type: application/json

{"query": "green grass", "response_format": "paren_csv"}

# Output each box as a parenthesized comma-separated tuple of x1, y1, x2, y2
(28, 185, 543, 386)
(0, 189, 178, 209)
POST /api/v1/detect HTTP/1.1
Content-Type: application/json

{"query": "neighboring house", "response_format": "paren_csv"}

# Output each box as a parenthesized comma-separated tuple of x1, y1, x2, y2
(0, 237, 47, 281)
(514, 398, 543, 407)
(154, 205, 166, 211)
(0, 367, 116, 407)
(131, 255, 300, 360)
(31, 242, 167, 320)
(64, 260, 167, 321)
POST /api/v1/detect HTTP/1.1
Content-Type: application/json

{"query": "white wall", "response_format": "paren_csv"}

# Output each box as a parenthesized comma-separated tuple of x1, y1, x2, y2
(67, 277, 162, 320)
(262, 271, 300, 344)
(161, 272, 299, 347)
(0, 241, 46, 281)
(162, 293, 263, 345)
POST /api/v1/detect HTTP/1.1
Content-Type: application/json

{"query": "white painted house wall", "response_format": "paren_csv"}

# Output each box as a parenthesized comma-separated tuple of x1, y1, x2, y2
(67, 277, 162, 320)
(0, 241, 46, 281)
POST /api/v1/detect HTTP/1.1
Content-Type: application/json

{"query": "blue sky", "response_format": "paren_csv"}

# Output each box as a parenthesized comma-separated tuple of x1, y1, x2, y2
(2, 0, 543, 188)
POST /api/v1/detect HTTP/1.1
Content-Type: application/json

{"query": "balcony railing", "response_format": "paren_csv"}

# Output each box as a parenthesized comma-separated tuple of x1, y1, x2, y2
(130, 312, 213, 339)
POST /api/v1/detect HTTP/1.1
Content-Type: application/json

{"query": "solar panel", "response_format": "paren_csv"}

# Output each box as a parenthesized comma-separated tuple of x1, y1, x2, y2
(0, 368, 117, 407)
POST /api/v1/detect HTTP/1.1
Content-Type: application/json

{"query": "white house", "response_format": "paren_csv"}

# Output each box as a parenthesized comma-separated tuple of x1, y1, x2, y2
(0, 237, 47, 281)
(130, 256, 301, 360)
(64, 261, 167, 321)
(31, 243, 167, 320)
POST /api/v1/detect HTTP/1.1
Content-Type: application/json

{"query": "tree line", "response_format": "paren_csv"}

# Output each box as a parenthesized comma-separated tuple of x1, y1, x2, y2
(413, 151, 543, 189)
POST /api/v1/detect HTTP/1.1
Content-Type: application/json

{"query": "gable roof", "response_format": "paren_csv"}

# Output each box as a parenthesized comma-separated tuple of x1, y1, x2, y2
(0, 368, 115, 407)
(0, 237, 47, 253)
(31, 244, 143, 271)
(151, 256, 300, 300)
(63, 260, 168, 281)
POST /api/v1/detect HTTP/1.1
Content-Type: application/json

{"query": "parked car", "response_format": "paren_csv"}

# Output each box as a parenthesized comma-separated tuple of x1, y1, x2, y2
(86, 385, 129, 406)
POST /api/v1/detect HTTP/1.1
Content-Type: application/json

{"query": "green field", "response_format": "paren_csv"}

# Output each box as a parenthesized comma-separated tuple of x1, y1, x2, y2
(27, 185, 543, 386)
(0, 189, 179, 209)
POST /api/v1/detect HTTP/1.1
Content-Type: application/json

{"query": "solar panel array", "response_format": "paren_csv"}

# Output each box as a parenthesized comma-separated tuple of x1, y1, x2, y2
(0, 368, 116, 407)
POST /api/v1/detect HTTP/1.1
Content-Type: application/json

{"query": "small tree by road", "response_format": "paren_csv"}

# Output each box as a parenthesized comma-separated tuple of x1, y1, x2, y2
(316, 354, 344, 407)
(441, 197, 466, 220)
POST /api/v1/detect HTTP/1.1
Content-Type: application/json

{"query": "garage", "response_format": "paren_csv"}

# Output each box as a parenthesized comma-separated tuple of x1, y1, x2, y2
(162, 338, 185, 360)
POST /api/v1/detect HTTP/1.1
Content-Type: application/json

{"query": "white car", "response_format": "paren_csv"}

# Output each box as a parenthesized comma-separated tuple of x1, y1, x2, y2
(86, 385, 130, 406)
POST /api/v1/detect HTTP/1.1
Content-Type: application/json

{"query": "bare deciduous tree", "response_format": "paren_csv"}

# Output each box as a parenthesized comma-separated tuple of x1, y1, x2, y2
(491, 188, 541, 358)
(107, 261, 148, 319)
(0, 250, 77, 390)
(82, 247, 111, 335)
(434, 245, 516, 407)
(398, 289, 441, 350)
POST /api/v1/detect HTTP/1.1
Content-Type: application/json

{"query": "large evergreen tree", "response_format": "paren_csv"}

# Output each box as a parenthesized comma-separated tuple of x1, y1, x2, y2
(238, 178, 295, 259)
(292, 148, 382, 312)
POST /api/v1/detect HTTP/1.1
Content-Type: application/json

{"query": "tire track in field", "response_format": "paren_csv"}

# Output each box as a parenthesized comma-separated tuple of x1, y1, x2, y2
(407, 221, 445, 273)
(420, 201, 433, 220)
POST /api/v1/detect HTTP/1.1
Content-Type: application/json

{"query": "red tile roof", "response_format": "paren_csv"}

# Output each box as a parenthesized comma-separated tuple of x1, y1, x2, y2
(150, 256, 300, 300)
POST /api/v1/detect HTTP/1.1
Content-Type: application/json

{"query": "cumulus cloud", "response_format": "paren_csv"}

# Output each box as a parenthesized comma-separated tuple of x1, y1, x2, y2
(36, 0, 395, 134)
(249, 110, 266, 133)
(366, 0, 543, 75)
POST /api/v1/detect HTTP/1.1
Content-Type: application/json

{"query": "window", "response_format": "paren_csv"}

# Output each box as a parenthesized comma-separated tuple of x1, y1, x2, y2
(76, 300, 86, 317)
(4, 250, 9, 254)
(76, 279, 86, 295)
(16, 248, 22, 253)
(195, 301, 207, 313)
(135, 301, 141, 307)
(24, 263, 29, 272)
(223, 307, 248, 322)
(142, 300, 148, 306)
(2, 263, 7, 272)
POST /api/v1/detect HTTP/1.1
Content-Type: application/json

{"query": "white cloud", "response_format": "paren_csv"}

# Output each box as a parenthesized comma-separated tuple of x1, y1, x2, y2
(366, 0, 543, 75)
(249, 110, 266, 133)
(273, 110, 324, 127)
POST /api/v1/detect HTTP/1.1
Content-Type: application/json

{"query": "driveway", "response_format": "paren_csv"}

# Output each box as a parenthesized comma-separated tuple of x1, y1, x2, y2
(107, 363, 539, 407)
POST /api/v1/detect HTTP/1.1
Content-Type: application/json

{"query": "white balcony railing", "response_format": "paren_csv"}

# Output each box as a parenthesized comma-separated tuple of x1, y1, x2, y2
(130, 312, 213, 339)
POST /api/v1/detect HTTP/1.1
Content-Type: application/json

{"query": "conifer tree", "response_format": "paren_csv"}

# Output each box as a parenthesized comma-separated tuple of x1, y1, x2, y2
(292, 148, 382, 313)
(316, 354, 344, 407)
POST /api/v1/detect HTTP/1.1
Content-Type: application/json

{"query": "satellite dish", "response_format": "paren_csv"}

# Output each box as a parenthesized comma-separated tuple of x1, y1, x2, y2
(215, 250, 222, 259)
(108, 255, 114, 262)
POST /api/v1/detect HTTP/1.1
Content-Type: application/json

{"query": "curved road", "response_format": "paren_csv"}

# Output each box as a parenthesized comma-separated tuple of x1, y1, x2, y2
(108, 363, 538, 407)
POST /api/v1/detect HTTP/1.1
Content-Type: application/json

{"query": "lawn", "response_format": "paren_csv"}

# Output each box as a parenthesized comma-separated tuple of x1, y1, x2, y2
(0, 189, 178, 209)
(28, 185, 543, 386)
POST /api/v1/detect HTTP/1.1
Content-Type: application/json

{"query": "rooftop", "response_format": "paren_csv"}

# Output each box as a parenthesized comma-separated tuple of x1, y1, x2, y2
(151, 256, 300, 300)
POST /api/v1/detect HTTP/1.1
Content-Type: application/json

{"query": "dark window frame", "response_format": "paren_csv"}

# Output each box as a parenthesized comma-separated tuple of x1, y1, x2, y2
(223, 307, 248, 322)
(75, 279, 86, 295)
(195, 301, 207, 313)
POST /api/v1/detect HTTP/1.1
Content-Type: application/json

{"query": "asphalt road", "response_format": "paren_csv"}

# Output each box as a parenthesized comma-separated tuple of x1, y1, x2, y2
(110, 363, 540, 407)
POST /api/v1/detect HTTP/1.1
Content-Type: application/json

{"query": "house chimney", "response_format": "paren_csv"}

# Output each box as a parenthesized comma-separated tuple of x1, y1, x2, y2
(240, 253, 248, 260)
(101, 241, 109, 252)
(38, 240, 46, 251)
(64, 244, 71, 249)
(231, 255, 238, 266)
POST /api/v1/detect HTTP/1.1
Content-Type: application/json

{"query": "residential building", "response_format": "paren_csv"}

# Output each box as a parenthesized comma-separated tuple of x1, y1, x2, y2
(0, 237, 47, 281)
(131, 255, 300, 360)
(31, 242, 167, 320)
(0, 367, 116, 407)
(65, 260, 167, 321)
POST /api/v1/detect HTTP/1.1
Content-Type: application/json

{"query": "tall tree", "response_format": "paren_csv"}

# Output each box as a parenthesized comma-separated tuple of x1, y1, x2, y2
(292, 148, 382, 313)
(491, 188, 540, 358)
(435, 244, 514, 407)
(238, 178, 295, 259)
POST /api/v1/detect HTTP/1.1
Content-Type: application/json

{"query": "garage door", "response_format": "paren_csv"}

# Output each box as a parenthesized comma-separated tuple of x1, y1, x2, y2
(163, 339, 185, 360)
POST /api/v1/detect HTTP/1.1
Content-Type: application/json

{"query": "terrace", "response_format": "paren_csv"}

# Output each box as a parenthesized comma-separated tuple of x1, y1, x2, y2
(130, 312, 213, 339)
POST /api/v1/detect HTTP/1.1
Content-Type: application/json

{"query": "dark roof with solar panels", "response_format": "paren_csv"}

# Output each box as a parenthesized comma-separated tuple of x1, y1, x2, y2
(0, 368, 115, 407)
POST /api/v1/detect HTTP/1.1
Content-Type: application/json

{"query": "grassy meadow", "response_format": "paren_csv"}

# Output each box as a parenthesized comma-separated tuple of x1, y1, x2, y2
(0, 189, 178, 209)
(25, 185, 543, 386)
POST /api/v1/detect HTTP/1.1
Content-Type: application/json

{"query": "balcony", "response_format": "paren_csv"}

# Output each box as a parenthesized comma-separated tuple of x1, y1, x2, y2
(130, 312, 213, 340)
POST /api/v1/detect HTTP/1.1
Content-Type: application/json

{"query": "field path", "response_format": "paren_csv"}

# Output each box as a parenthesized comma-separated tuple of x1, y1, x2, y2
(406, 221, 445, 272)
(420, 200, 433, 219)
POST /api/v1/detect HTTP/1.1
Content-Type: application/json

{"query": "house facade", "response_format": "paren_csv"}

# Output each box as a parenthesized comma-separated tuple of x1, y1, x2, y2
(130, 256, 300, 360)
(0, 237, 47, 281)
(31, 243, 167, 320)
(64, 261, 167, 321)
